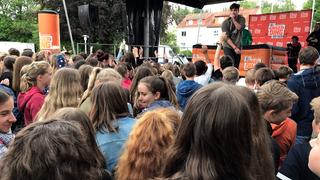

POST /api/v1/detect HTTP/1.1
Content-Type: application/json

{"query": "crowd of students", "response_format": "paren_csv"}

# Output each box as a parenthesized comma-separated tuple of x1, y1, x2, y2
(0, 35, 319, 180)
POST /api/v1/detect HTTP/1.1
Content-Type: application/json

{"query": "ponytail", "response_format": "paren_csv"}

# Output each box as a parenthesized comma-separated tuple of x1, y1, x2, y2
(158, 76, 179, 109)
(79, 67, 102, 106)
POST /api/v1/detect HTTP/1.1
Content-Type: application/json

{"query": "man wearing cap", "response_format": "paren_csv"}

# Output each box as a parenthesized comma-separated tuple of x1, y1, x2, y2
(221, 3, 246, 69)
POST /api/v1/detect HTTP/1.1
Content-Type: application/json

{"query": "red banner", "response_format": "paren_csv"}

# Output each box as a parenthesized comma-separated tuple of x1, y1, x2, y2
(249, 10, 312, 48)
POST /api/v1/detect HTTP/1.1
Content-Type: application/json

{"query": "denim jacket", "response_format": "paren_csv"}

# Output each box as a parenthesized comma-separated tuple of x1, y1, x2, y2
(96, 116, 136, 171)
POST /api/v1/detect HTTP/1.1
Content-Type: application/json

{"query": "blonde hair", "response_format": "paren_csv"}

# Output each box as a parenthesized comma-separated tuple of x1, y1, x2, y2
(311, 97, 320, 124)
(161, 70, 174, 82)
(79, 68, 122, 106)
(256, 80, 298, 113)
(222, 66, 239, 84)
(36, 68, 83, 121)
(20, 61, 51, 91)
(245, 69, 255, 86)
(116, 108, 181, 180)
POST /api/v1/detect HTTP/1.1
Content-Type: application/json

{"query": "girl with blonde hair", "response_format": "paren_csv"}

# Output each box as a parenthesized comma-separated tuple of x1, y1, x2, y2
(79, 67, 123, 115)
(116, 108, 181, 180)
(36, 68, 83, 121)
(17, 61, 52, 126)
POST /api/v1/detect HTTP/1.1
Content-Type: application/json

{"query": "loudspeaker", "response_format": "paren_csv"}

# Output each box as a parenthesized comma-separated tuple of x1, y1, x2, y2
(78, 4, 99, 29)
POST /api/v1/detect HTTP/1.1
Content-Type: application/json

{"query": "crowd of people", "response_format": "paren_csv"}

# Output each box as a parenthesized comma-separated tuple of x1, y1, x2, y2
(0, 36, 319, 180)
(0, 3, 319, 180)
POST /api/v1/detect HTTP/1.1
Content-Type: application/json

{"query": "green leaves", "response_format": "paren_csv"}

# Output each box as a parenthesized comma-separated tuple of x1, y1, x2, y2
(303, 0, 319, 29)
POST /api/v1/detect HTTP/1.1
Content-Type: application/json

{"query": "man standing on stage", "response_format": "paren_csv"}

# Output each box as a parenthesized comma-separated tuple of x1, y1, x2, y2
(221, 3, 246, 69)
(287, 36, 301, 73)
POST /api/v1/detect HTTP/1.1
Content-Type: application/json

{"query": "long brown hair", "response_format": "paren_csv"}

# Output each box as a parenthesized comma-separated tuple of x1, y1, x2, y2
(90, 82, 130, 132)
(237, 86, 275, 180)
(50, 107, 106, 168)
(12, 56, 33, 92)
(116, 108, 181, 180)
(161, 83, 254, 180)
(0, 119, 107, 180)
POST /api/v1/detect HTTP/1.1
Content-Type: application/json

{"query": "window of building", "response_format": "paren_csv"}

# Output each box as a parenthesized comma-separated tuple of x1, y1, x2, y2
(188, 20, 193, 25)
(181, 31, 186, 36)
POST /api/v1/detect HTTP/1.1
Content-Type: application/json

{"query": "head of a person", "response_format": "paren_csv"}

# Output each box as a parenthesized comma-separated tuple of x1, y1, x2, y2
(95, 49, 104, 59)
(50, 107, 106, 168)
(0, 90, 16, 133)
(86, 57, 99, 67)
(8, 48, 19, 56)
(50, 53, 66, 73)
(163, 63, 174, 72)
(309, 96, 320, 177)
(0, 119, 107, 180)
(95, 68, 123, 85)
(182, 62, 196, 78)
(173, 64, 181, 77)
(314, 22, 320, 31)
(78, 52, 88, 60)
(311, 97, 320, 135)
(276, 65, 293, 82)
(253, 62, 267, 71)
(90, 82, 129, 132)
(245, 69, 256, 89)
(230, 3, 240, 17)
(161, 70, 174, 82)
(3, 56, 16, 71)
(116, 64, 129, 79)
(116, 108, 181, 180)
(22, 61, 52, 90)
(72, 55, 85, 64)
(78, 64, 93, 92)
(36, 68, 83, 121)
(121, 52, 135, 66)
(21, 49, 34, 58)
(254, 67, 275, 87)
(256, 80, 298, 124)
(194, 60, 207, 76)
(161, 83, 253, 179)
(35, 51, 46, 61)
(74, 60, 86, 69)
(291, 36, 299, 43)
(222, 66, 239, 84)
(299, 46, 319, 66)
(137, 76, 178, 109)
(130, 66, 154, 100)
(12, 56, 33, 92)
(220, 55, 234, 70)
(97, 52, 110, 67)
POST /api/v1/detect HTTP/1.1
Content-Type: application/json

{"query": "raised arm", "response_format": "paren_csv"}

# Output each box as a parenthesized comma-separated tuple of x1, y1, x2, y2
(214, 33, 227, 71)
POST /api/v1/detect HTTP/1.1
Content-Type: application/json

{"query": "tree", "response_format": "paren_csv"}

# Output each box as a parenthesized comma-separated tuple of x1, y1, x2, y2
(172, 6, 191, 25)
(240, 0, 257, 9)
(0, 0, 40, 45)
(303, 0, 320, 29)
(261, 0, 295, 13)
(36, 0, 126, 53)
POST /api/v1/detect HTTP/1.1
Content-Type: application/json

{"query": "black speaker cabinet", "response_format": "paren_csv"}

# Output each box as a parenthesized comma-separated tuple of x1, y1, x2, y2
(78, 4, 98, 29)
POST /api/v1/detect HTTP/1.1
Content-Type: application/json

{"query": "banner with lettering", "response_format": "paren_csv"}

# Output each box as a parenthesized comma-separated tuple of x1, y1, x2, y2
(249, 9, 312, 48)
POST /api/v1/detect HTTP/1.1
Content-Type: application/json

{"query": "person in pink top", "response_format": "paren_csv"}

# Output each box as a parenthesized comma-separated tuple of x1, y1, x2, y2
(116, 64, 132, 90)
(17, 61, 52, 126)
